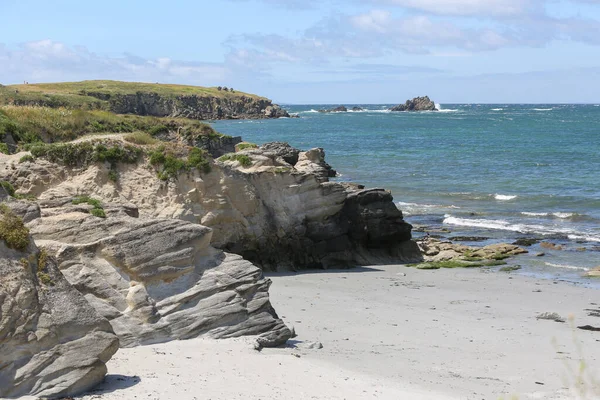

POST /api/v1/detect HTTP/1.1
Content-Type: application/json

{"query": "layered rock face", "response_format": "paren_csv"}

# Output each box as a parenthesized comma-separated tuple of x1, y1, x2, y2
(2, 142, 421, 271)
(27, 199, 292, 348)
(0, 201, 119, 398)
(105, 92, 290, 120)
(390, 96, 437, 112)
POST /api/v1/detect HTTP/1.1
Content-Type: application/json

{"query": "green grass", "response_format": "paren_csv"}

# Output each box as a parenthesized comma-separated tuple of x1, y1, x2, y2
(5, 80, 266, 100)
(124, 131, 157, 145)
(0, 105, 224, 144)
(0, 203, 30, 251)
(72, 196, 106, 218)
(149, 146, 211, 180)
(218, 153, 253, 167)
(0, 181, 15, 196)
(0, 143, 8, 154)
(29, 141, 142, 166)
(19, 154, 34, 163)
(236, 142, 259, 151)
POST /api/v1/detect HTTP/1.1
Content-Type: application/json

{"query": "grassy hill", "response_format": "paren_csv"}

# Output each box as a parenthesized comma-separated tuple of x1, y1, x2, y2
(4, 80, 266, 100)
(0, 80, 273, 121)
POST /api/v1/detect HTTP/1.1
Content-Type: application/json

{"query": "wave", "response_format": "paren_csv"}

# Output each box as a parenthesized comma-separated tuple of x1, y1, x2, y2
(544, 262, 589, 271)
(568, 234, 600, 243)
(443, 215, 600, 242)
(521, 211, 576, 219)
(491, 108, 504, 111)
(396, 202, 460, 215)
(494, 194, 517, 201)
(532, 108, 553, 111)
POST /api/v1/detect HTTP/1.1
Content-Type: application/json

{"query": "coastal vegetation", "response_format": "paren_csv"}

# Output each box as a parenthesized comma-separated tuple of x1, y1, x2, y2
(149, 145, 211, 180)
(28, 141, 142, 167)
(218, 153, 253, 167)
(0, 203, 30, 251)
(0, 105, 224, 147)
(0, 80, 265, 106)
(72, 196, 106, 218)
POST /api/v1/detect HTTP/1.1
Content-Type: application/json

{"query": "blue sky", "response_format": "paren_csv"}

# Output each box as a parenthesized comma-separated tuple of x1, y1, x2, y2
(1, 0, 600, 103)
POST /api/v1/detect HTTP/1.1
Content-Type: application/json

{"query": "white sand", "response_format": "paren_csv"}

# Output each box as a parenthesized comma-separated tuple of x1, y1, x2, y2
(80, 266, 600, 400)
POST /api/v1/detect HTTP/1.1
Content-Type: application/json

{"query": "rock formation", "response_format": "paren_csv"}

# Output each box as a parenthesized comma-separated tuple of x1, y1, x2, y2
(319, 106, 347, 113)
(28, 199, 292, 348)
(0, 199, 119, 398)
(390, 96, 437, 112)
(1, 140, 421, 272)
(262, 105, 291, 118)
(351, 107, 363, 112)
(417, 237, 528, 262)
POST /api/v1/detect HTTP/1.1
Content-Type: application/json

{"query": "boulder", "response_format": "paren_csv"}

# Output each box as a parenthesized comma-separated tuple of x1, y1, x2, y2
(351, 107, 363, 112)
(390, 96, 436, 112)
(319, 106, 347, 113)
(0, 204, 119, 398)
(262, 105, 290, 118)
(28, 200, 292, 348)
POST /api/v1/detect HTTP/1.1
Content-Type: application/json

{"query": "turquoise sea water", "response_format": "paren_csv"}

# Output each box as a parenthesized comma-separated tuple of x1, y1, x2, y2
(212, 104, 600, 286)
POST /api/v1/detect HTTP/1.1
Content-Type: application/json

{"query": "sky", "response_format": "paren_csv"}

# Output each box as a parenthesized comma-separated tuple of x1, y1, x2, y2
(1, 0, 600, 103)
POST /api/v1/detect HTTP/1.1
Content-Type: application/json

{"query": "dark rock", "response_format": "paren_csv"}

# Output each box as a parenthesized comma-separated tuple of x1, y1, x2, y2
(319, 106, 347, 113)
(513, 238, 540, 246)
(450, 236, 489, 242)
(351, 107, 363, 111)
(390, 96, 436, 112)
(260, 142, 301, 165)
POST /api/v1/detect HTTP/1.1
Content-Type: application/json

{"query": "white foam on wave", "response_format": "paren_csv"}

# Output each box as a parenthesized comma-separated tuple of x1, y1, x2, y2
(397, 202, 460, 215)
(434, 103, 459, 113)
(544, 262, 589, 271)
(533, 108, 553, 111)
(521, 211, 576, 219)
(494, 194, 517, 201)
(444, 215, 600, 242)
(568, 234, 600, 243)
(491, 108, 504, 111)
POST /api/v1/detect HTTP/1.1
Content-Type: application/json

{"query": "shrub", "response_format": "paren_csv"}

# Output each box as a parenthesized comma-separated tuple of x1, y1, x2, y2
(30, 141, 141, 167)
(236, 142, 258, 151)
(108, 169, 118, 182)
(72, 196, 106, 218)
(0, 181, 15, 196)
(187, 147, 211, 173)
(125, 131, 157, 145)
(19, 154, 34, 163)
(149, 146, 211, 180)
(218, 153, 252, 167)
(149, 125, 169, 136)
(0, 203, 30, 250)
(0, 143, 8, 154)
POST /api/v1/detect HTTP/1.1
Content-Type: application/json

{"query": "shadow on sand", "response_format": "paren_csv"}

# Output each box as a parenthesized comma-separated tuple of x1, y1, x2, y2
(82, 374, 141, 396)
(264, 265, 388, 278)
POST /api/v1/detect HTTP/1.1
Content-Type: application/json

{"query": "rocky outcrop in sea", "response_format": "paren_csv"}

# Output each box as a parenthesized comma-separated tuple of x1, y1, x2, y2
(390, 96, 437, 112)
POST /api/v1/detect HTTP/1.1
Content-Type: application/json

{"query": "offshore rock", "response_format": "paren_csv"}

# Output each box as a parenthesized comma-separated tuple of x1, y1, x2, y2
(319, 106, 347, 113)
(0, 205, 119, 398)
(390, 96, 437, 112)
(28, 200, 292, 348)
(262, 105, 291, 118)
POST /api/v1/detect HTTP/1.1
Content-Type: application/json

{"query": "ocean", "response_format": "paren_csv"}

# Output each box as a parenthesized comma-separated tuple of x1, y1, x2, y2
(211, 104, 600, 286)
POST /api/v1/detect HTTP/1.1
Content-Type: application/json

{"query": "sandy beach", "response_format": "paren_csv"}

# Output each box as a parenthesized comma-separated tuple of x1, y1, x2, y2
(72, 266, 600, 400)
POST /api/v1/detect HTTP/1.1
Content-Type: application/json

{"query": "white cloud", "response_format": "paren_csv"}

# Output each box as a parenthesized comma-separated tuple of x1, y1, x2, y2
(377, 0, 540, 16)
(0, 40, 228, 85)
